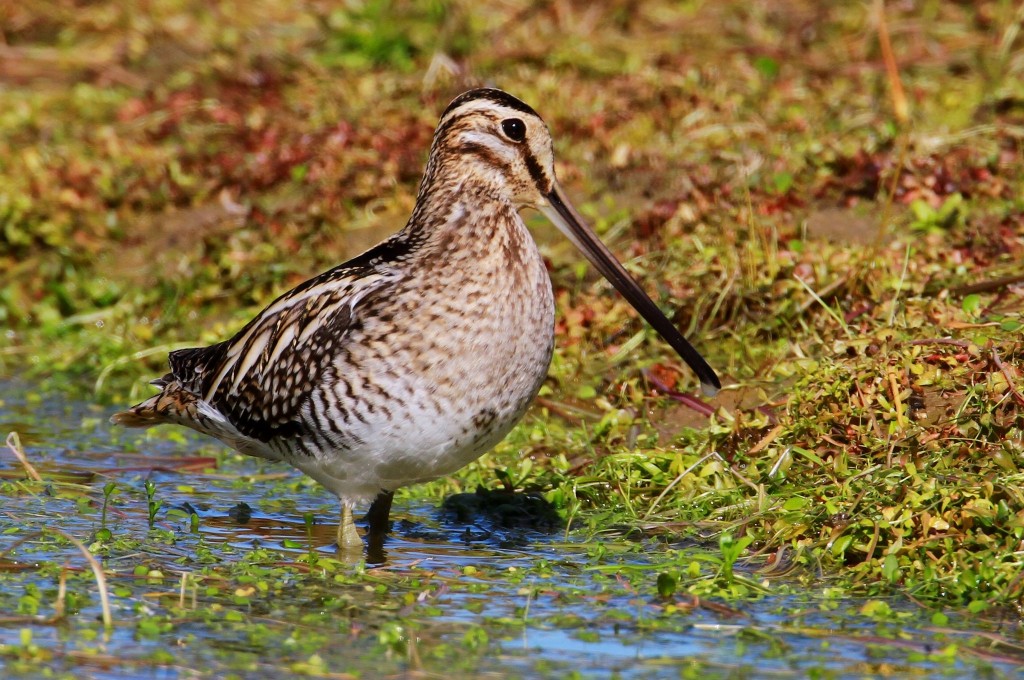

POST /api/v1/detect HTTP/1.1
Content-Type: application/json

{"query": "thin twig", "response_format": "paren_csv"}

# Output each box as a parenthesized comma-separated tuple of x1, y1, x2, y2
(534, 397, 599, 425)
(950, 273, 1024, 297)
(643, 370, 715, 416)
(873, 0, 910, 245)
(906, 338, 971, 348)
(55, 565, 68, 621)
(796, 274, 848, 315)
(888, 372, 907, 429)
(769, 447, 791, 478)
(748, 424, 784, 455)
(875, 0, 908, 123)
(992, 347, 1024, 408)
(794, 276, 853, 338)
(0, 531, 108, 629)
(643, 451, 717, 519)
(887, 243, 912, 326)
(728, 457, 760, 493)
(6, 432, 42, 482)
(179, 572, 188, 610)
(46, 528, 113, 630)
(0, 562, 69, 625)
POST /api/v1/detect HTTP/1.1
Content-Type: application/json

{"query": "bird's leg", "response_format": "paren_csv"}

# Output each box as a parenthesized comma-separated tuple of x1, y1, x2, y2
(365, 490, 394, 536)
(337, 503, 363, 550)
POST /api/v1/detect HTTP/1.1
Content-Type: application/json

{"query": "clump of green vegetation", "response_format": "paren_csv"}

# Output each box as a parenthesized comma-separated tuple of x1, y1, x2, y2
(1, 0, 1024, 674)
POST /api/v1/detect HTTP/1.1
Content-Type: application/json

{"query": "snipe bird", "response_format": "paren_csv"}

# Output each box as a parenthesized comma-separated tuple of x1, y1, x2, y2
(112, 88, 720, 550)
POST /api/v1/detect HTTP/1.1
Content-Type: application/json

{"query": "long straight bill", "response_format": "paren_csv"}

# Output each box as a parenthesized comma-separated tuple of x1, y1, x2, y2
(540, 183, 721, 396)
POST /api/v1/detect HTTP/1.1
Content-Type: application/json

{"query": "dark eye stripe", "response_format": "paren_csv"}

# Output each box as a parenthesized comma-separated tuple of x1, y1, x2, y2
(521, 149, 549, 193)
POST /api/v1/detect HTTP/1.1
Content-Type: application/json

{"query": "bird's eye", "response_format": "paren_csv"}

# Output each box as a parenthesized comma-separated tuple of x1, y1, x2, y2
(501, 118, 526, 142)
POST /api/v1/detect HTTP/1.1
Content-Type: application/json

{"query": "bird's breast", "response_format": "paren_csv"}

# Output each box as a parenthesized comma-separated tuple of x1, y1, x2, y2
(359, 227, 555, 433)
(297, 218, 555, 495)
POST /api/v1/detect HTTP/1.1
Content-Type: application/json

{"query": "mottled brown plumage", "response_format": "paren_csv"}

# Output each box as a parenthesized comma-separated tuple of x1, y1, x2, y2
(112, 88, 720, 551)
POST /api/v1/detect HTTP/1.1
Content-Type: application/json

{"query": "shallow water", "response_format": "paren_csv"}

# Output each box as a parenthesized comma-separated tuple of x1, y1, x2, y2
(0, 379, 1022, 678)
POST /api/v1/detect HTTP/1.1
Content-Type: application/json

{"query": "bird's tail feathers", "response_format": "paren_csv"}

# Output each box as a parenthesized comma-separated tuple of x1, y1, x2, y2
(109, 384, 201, 428)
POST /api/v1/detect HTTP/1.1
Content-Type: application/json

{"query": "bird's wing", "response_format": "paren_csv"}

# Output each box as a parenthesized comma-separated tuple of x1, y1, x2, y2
(166, 254, 404, 443)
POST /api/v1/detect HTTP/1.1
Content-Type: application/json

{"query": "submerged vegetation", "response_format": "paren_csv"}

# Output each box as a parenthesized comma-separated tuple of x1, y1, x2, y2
(1, 0, 1023, 675)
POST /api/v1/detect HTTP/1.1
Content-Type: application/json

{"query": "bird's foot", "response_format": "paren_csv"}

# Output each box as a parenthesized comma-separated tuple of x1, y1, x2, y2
(336, 504, 363, 552)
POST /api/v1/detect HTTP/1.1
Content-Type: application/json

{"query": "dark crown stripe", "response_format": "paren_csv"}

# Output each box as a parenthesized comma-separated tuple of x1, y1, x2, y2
(442, 88, 539, 120)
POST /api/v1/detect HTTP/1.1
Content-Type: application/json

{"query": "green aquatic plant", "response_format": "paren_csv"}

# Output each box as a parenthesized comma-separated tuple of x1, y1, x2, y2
(144, 479, 162, 530)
